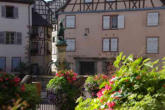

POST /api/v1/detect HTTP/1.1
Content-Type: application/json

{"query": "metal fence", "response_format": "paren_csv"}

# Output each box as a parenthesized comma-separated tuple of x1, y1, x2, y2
(37, 104, 56, 110)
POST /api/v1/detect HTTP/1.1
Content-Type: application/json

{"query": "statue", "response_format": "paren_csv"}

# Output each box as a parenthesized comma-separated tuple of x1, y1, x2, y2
(57, 21, 66, 45)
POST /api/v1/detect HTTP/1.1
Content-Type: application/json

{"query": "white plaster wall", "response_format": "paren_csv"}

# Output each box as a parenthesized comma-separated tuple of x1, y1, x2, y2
(0, 2, 32, 72)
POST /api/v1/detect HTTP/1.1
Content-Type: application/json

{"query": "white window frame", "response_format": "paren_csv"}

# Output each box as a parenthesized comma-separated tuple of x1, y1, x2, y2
(146, 37, 159, 54)
(66, 15, 76, 28)
(103, 38, 118, 52)
(103, 15, 125, 30)
(147, 12, 159, 26)
(103, 16, 110, 30)
(66, 39, 76, 52)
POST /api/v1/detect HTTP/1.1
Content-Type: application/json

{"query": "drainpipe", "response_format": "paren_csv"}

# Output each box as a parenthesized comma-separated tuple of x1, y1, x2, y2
(28, 4, 31, 65)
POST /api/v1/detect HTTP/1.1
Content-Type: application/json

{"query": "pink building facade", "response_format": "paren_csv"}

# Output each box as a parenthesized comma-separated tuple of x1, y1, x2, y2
(57, 0, 165, 75)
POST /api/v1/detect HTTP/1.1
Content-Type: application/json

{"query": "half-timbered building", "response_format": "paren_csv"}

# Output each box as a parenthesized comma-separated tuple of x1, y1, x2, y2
(30, 0, 53, 74)
(56, 0, 165, 75)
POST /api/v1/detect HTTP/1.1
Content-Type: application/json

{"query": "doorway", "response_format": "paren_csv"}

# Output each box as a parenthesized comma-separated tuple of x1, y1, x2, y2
(79, 61, 95, 75)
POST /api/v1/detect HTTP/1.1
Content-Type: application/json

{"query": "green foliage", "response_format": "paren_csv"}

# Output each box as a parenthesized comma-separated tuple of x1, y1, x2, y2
(76, 53, 165, 110)
(47, 71, 79, 110)
(0, 73, 40, 109)
(21, 84, 41, 110)
(84, 74, 108, 97)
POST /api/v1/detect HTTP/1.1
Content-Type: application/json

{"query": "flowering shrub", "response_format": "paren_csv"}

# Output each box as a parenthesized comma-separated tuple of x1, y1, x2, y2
(76, 53, 165, 110)
(84, 74, 109, 97)
(56, 70, 77, 83)
(0, 73, 40, 110)
(47, 70, 79, 110)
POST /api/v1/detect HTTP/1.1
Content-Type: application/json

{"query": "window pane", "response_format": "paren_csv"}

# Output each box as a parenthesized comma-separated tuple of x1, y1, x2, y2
(103, 39, 110, 51)
(147, 38, 158, 53)
(6, 33, 10, 44)
(12, 57, 21, 72)
(103, 16, 110, 29)
(147, 12, 159, 26)
(66, 16, 75, 28)
(6, 6, 14, 18)
(111, 38, 118, 51)
(111, 16, 118, 29)
(10, 33, 15, 44)
(0, 57, 5, 71)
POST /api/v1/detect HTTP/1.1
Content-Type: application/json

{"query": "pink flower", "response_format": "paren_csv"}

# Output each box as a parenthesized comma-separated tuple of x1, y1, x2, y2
(97, 88, 106, 98)
(105, 84, 112, 90)
(102, 75, 108, 79)
(109, 80, 114, 85)
(97, 90, 103, 98)
(73, 73, 77, 77)
(107, 102, 115, 108)
(0, 78, 3, 82)
(92, 92, 95, 96)
(72, 77, 76, 81)
(21, 84, 25, 92)
(14, 77, 20, 83)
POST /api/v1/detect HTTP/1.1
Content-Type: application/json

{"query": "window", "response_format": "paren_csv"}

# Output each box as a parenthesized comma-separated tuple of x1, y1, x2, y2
(0, 57, 6, 72)
(1, 6, 18, 19)
(84, 0, 92, 3)
(103, 15, 124, 30)
(66, 16, 75, 28)
(103, 38, 118, 52)
(0, 32, 22, 45)
(146, 37, 158, 54)
(12, 57, 21, 72)
(147, 12, 159, 26)
(66, 39, 75, 52)
(6, 32, 15, 44)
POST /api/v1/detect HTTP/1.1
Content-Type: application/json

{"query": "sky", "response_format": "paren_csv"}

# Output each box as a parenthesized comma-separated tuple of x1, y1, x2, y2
(44, 0, 52, 1)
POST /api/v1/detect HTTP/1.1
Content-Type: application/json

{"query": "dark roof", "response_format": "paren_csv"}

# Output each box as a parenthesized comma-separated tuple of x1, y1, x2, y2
(0, 0, 33, 4)
(55, 0, 70, 13)
(32, 11, 52, 27)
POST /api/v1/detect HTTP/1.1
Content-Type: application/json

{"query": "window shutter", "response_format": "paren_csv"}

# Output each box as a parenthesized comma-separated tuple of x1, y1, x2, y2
(147, 38, 158, 53)
(111, 38, 118, 51)
(0, 32, 5, 44)
(103, 39, 110, 51)
(147, 13, 159, 26)
(16, 32, 22, 44)
(14, 7, 18, 18)
(0, 57, 6, 71)
(66, 16, 75, 28)
(1, 6, 6, 17)
(103, 16, 110, 29)
(66, 39, 75, 51)
(118, 15, 125, 29)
